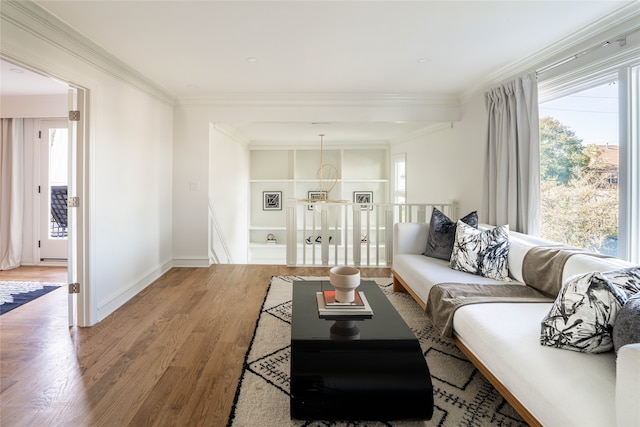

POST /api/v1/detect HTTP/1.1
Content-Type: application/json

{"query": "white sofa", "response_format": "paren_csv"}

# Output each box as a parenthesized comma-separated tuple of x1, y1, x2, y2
(392, 222, 640, 427)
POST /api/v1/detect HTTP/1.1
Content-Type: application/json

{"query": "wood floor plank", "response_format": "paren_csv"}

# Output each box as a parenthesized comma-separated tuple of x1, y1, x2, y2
(0, 264, 391, 426)
(0, 266, 68, 283)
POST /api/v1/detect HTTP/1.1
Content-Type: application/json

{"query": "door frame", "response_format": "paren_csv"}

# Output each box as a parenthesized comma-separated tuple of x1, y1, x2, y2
(68, 86, 91, 327)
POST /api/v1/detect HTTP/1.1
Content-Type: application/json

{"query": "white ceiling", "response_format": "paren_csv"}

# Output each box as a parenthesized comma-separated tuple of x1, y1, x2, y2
(2, 1, 633, 143)
(1, 59, 69, 96)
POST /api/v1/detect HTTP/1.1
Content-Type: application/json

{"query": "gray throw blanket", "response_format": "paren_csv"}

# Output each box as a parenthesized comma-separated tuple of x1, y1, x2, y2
(522, 245, 612, 298)
(425, 283, 552, 339)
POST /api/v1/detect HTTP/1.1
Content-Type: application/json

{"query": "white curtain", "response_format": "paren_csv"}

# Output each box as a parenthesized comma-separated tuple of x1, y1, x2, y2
(482, 73, 540, 235)
(0, 118, 24, 270)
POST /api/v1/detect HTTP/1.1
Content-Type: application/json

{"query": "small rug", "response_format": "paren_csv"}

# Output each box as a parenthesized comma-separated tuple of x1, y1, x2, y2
(0, 281, 64, 314)
(227, 276, 526, 427)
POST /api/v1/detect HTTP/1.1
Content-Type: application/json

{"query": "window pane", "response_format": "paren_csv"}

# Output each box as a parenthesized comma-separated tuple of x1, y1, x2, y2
(49, 128, 68, 185)
(539, 81, 619, 255)
(393, 154, 406, 203)
(49, 127, 68, 238)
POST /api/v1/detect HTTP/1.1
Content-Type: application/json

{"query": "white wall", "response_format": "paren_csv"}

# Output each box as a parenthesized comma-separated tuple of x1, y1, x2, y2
(172, 105, 250, 265)
(0, 95, 67, 118)
(209, 125, 249, 264)
(93, 80, 173, 321)
(172, 105, 210, 266)
(2, 3, 174, 324)
(452, 93, 488, 218)
(390, 93, 487, 220)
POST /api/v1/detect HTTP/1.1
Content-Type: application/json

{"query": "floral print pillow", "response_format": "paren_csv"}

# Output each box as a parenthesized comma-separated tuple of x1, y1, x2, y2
(541, 271, 628, 353)
(449, 221, 511, 281)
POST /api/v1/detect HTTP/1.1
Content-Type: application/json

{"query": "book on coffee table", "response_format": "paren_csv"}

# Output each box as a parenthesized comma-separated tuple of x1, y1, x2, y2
(322, 290, 365, 308)
(316, 291, 373, 317)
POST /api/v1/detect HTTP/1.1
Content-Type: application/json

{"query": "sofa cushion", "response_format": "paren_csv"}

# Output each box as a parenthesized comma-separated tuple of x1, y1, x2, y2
(541, 271, 628, 353)
(393, 254, 516, 305)
(454, 303, 618, 427)
(423, 208, 477, 261)
(505, 235, 536, 283)
(450, 222, 510, 281)
(613, 294, 640, 353)
(616, 343, 640, 426)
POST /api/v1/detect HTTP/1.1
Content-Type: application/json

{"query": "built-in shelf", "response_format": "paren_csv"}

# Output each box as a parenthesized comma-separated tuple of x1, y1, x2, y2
(248, 146, 389, 264)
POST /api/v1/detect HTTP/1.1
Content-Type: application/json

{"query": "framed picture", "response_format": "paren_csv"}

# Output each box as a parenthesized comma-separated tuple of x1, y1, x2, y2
(263, 191, 282, 211)
(354, 191, 373, 210)
(307, 191, 327, 210)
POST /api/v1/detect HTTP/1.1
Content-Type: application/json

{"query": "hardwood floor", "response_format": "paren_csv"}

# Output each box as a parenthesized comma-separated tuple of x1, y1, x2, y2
(0, 264, 391, 426)
(0, 265, 68, 282)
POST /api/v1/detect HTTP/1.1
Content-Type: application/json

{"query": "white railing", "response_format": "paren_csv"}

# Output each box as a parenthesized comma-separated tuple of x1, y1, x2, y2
(285, 200, 457, 267)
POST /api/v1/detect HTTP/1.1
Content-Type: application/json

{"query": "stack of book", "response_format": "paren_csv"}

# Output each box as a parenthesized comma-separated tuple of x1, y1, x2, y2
(316, 289, 373, 317)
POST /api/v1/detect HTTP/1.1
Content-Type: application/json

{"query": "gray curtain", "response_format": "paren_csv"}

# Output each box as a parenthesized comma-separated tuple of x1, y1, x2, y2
(482, 73, 540, 235)
(0, 118, 24, 270)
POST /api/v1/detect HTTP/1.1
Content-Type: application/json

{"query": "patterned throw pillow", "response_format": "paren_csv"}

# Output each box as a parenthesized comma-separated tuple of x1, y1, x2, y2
(423, 208, 478, 261)
(613, 293, 640, 353)
(449, 221, 510, 281)
(541, 271, 628, 353)
(603, 266, 640, 297)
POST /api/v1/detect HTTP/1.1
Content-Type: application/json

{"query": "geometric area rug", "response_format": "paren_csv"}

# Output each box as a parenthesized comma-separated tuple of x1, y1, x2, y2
(0, 281, 64, 315)
(227, 276, 526, 427)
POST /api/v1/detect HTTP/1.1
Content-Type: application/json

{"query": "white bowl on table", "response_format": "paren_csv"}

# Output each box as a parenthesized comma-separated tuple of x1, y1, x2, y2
(329, 266, 361, 303)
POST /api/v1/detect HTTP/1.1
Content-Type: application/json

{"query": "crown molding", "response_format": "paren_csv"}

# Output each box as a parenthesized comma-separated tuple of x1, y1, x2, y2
(247, 140, 390, 149)
(176, 92, 459, 108)
(460, 1, 640, 102)
(390, 123, 453, 145)
(176, 92, 461, 125)
(212, 123, 250, 146)
(1, 0, 175, 105)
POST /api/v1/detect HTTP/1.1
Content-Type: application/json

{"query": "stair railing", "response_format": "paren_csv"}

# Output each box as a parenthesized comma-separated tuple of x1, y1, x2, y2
(285, 200, 457, 267)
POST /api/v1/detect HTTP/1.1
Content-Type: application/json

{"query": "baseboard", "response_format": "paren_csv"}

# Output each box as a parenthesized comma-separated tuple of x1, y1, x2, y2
(97, 260, 173, 322)
(37, 261, 68, 267)
(172, 258, 210, 268)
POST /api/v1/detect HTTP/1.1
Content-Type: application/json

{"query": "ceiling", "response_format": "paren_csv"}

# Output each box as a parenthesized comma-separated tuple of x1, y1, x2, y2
(1, 0, 633, 144)
(1, 58, 69, 96)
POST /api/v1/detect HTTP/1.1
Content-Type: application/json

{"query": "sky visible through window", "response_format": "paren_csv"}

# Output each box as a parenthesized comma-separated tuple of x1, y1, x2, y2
(539, 82, 618, 146)
(538, 81, 619, 256)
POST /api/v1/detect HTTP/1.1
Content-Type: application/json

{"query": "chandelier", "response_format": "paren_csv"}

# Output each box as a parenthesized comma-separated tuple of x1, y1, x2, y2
(300, 134, 344, 207)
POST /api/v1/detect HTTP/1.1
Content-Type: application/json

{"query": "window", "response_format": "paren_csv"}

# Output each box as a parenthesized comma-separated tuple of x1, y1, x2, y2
(392, 152, 407, 223)
(539, 58, 640, 262)
(392, 153, 406, 204)
(622, 65, 640, 262)
(539, 81, 619, 256)
(48, 126, 68, 238)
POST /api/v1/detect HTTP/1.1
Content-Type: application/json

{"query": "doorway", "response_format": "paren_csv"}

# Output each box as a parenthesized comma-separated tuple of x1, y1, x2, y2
(1, 58, 89, 325)
(38, 119, 69, 263)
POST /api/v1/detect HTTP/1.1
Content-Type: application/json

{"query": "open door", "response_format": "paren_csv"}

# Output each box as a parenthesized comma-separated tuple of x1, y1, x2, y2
(67, 87, 90, 327)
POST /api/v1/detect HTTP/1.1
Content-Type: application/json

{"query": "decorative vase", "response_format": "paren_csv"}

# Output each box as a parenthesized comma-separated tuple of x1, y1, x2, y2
(329, 266, 361, 303)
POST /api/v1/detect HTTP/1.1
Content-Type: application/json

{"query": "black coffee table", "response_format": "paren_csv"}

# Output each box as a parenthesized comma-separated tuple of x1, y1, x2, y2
(290, 280, 434, 421)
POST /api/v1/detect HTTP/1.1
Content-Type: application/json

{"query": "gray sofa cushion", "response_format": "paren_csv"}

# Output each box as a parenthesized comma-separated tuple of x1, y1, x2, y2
(423, 208, 477, 261)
